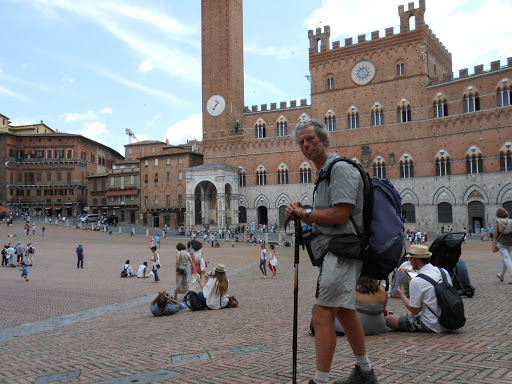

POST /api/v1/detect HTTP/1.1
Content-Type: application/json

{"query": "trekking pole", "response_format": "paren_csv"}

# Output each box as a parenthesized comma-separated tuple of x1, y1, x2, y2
(292, 216, 302, 384)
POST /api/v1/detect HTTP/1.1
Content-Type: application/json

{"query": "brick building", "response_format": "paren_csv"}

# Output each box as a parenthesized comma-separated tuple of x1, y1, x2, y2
(187, 0, 512, 234)
(0, 114, 124, 217)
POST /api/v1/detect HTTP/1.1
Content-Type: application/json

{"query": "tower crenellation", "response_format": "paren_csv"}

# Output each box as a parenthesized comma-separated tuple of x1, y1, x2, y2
(247, 99, 309, 113)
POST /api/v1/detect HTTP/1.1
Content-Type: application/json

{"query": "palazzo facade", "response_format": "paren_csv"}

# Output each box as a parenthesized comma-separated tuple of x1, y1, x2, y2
(189, 0, 512, 233)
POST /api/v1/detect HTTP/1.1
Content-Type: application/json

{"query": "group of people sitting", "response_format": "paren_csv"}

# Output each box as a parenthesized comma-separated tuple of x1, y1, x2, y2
(136, 239, 232, 316)
(150, 263, 230, 316)
(311, 243, 462, 338)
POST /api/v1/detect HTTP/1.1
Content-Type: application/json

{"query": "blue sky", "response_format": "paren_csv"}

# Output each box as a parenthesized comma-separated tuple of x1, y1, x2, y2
(1, 0, 510, 156)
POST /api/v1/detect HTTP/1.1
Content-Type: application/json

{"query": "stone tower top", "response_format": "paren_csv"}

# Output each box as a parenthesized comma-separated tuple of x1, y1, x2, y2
(398, 0, 426, 32)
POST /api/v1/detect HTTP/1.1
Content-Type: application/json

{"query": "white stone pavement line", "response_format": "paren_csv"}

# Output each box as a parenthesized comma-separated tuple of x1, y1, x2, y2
(0, 261, 258, 343)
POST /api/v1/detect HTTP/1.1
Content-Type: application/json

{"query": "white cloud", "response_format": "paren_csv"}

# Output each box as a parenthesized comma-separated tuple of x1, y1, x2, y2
(59, 110, 97, 122)
(72, 121, 110, 142)
(61, 77, 75, 83)
(99, 107, 112, 114)
(0, 85, 29, 102)
(25, 0, 201, 83)
(244, 44, 294, 60)
(147, 115, 159, 125)
(139, 59, 153, 72)
(162, 113, 202, 145)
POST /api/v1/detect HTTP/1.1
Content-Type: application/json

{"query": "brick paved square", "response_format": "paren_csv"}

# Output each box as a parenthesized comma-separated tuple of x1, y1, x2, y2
(1, 221, 511, 383)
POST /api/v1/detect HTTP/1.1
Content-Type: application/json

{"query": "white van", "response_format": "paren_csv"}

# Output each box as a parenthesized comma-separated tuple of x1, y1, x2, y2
(80, 214, 101, 223)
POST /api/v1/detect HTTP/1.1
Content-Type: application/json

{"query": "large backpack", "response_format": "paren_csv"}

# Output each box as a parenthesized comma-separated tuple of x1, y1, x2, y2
(316, 157, 405, 282)
(184, 291, 206, 311)
(418, 267, 466, 330)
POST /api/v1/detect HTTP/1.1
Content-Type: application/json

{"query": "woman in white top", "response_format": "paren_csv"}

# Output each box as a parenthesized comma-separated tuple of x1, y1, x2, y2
(268, 244, 278, 279)
(198, 264, 229, 309)
(259, 244, 267, 278)
(149, 246, 160, 283)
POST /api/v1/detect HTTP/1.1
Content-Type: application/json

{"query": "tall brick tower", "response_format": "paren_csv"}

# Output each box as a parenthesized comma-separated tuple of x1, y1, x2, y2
(201, 0, 244, 159)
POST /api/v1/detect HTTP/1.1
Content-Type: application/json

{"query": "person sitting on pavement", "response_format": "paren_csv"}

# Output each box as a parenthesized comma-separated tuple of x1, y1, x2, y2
(123, 260, 137, 277)
(150, 291, 182, 316)
(197, 264, 229, 309)
(389, 258, 416, 298)
(385, 244, 453, 333)
(137, 262, 149, 278)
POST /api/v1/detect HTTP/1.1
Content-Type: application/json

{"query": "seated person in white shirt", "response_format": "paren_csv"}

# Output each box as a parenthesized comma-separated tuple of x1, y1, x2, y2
(137, 262, 149, 278)
(385, 244, 453, 333)
(123, 260, 137, 277)
(198, 263, 229, 309)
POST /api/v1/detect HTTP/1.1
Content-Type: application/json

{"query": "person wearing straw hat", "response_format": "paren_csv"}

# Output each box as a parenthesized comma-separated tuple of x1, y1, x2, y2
(385, 244, 453, 333)
(198, 264, 229, 309)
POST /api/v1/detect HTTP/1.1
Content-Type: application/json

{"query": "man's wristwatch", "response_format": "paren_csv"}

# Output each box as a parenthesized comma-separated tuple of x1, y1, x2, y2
(305, 208, 312, 218)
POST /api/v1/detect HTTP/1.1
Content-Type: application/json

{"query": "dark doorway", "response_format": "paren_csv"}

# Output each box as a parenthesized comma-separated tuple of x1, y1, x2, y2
(258, 206, 268, 226)
(468, 201, 485, 234)
(238, 206, 247, 224)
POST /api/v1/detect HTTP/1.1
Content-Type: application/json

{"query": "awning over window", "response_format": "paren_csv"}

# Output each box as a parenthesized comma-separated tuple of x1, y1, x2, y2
(105, 189, 138, 197)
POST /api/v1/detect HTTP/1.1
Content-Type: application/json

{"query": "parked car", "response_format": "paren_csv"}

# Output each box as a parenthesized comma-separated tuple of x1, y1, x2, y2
(101, 216, 119, 225)
(80, 214, 100, 223)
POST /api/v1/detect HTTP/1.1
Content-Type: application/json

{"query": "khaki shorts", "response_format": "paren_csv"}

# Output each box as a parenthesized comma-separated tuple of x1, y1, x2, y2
(314, 252, 363, 310)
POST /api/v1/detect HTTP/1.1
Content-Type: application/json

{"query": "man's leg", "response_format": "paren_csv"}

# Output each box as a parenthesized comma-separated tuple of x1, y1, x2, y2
(312, 304, 337, 373)
(336, 308, 366, 356)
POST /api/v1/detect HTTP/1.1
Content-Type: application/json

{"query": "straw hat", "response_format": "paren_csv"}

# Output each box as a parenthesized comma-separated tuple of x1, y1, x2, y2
(214, 263, 227, 273)
(407, 244, 432, 258)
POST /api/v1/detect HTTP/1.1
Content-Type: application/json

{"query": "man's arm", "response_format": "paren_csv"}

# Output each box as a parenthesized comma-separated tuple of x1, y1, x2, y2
(287, 202, 351, 226)
(398, 285, 421, 315)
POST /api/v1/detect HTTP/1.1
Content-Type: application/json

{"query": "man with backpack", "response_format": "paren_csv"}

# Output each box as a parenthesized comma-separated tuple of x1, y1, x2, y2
(385, 244, 464, 333)
(286, 119, 378, 384)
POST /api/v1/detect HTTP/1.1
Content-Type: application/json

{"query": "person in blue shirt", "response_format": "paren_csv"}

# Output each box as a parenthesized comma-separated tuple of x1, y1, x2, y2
(155, 235, 161, 248)
(150, 291, 181, 316)
(20, 261, 29, 282)
(76, 244, 84, 269)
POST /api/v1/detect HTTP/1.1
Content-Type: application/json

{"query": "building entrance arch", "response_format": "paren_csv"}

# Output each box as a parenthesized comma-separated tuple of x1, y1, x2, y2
(258, 206, 268, 226)
(468, 201, 485, 234)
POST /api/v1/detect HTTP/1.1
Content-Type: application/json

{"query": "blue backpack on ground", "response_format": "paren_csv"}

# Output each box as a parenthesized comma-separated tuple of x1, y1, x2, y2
(319, 157, 405, 282)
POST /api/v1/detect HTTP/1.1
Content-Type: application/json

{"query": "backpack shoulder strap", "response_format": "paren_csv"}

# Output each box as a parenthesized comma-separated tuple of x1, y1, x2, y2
(313, 157, 372, 237)
(417, 273, 437, 286)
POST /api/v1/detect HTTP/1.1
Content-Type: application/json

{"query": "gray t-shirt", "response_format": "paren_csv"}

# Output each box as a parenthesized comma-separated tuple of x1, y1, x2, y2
(313, 153, 364, 237)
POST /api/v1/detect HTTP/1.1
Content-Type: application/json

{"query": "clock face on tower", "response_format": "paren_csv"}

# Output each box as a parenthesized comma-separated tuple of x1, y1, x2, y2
(206, 94, 226, 117)
(351, 60, 376, 85)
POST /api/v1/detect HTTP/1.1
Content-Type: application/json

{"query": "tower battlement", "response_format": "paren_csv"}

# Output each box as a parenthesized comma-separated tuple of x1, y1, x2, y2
(246, 99, 309, 113)
(308, 1, 433, 55)
(429, 57, 512, 86)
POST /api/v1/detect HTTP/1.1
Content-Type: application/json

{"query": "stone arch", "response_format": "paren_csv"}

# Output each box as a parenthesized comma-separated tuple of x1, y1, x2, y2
(496, 78, 511, 91)
(432, 186, 456, 205)
(400, 188, 419, 205)
(462, 185, 490, 204)
(254, 194, 270, 209)
(298, 192, 313, 208)
(298, 113, 310, 122)
(497, 183, 512, 204)
(275, 193, 291, 208)
(238, 195, 249, 208)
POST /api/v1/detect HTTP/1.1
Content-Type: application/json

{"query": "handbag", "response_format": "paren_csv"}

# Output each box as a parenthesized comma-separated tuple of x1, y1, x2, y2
(492, 232, 503, 253)
(227, 295, 238, 308)
(176, 267, 185, 274)
(156, 263, 161, 269)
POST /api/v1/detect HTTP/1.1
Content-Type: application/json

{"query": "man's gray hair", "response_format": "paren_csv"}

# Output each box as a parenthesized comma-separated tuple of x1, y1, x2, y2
(293, 118, 330, 148)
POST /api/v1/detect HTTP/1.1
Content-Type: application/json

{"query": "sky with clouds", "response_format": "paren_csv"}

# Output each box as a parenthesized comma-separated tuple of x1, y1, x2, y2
(1, 0, 510, 156)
